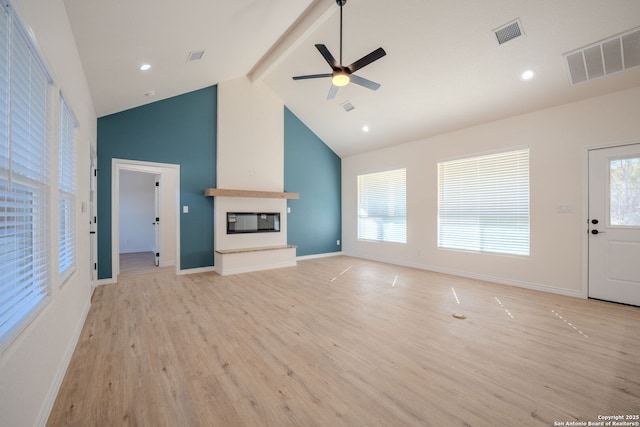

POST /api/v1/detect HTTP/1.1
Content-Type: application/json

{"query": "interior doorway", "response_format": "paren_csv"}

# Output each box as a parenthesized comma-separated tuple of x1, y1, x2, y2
(112, 159, 180, 282)
(118, 170, 158, 273)
(587, 142, 640, 306)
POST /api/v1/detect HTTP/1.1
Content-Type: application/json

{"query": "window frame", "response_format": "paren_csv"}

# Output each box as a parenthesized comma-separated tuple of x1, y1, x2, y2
(357, 168, 407, 244)
(58, 95, 78, 285)
(437, 147, 530, 256)
(0, 1, 54, 352)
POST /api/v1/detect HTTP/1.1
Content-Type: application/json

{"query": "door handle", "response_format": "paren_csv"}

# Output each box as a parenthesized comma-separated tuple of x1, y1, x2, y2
(591, 229, 605, 235)
(89, 231, 96, 234)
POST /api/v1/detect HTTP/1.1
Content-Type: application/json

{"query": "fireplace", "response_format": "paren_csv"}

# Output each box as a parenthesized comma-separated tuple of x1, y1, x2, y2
(227, 212, 280, 234)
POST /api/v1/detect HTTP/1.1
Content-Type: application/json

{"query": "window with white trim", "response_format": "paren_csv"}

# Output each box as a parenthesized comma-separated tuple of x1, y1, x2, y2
(438, 148, 529, 256)
(358, 168, 406, 243)
(58, 96, 77, 283)
(0, 2, 52, 350)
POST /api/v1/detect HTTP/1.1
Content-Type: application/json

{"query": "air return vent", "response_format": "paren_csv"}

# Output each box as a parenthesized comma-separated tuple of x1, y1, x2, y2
(494, 19, 523, 45)
(564, 26, 640, 85)
(187, 50, 205, 62)
(341, 100, 355, 112)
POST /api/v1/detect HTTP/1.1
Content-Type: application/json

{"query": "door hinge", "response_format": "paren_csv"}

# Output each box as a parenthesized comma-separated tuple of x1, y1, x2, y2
(94, 169, 98, 176)
(156, 253, 160, 257)
(94, 263, 97, 270)
(93, 216, 97, 224)
(155, 182, 159, 187)
(155, 217, 160, 222)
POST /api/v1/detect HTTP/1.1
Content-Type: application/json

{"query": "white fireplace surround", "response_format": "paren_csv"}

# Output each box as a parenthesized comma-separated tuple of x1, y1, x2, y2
(214, 77, 295, 275)
(213, 196, 296, 275)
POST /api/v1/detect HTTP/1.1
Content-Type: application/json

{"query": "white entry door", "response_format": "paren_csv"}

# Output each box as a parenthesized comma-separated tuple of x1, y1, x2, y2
(588, 143, 640, 306)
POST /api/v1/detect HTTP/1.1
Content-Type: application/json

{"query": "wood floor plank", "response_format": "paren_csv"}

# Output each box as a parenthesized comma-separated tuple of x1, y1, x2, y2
(47, 256, 640, 426)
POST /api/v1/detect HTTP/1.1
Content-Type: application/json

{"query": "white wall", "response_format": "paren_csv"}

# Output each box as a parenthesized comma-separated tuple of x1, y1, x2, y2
(343, 86, 640, 296)
(0, 1, 96, 426)
(119, 170, 156, 254)
(215, 77, 287, 252)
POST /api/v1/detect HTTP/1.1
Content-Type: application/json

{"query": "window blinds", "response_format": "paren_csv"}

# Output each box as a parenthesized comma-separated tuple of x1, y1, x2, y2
(0, 3, 52, 349)
(357, 168, 407, 244)
(438, 148, 529, 256)
(58, 97, 77, 283)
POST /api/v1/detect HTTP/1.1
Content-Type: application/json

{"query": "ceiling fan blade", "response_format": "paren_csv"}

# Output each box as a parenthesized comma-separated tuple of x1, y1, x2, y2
(315, 44, 340, 70)
(346, 47, 386, 74)
(327, 85, 339, 100)
(349, 74, 381, 91)
(292, 73, 332, 80)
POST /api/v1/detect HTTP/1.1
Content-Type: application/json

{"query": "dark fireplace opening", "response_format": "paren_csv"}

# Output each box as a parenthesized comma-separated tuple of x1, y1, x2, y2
(227, 212, 280, 234)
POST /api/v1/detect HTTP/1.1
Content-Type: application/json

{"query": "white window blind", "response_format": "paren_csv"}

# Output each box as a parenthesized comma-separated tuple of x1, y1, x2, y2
(438, 148, 529, 256)
(358, 168, 407, 243)
(0, 2, 52, 350)
(58, 96, 77, 283)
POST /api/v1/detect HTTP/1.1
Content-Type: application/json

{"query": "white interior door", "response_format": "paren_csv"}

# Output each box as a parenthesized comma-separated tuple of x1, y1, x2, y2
(588, 143, 640, 306)
(89, 150, 97, 289)
(154, 175, 160, 267)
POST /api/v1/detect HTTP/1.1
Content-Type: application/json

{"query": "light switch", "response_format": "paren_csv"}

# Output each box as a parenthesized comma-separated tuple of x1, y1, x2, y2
(183, 206, 189, 214)
(287, 207, 291, 213)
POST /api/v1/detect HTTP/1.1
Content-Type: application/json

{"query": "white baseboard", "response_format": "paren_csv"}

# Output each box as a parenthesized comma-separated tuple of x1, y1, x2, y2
(97, 278, 115, 286)
(345, 253, 583, 299)
(35, 298, 91, 427)
(177, 266, 216, 276)
(297, 251, 342, 261)
(214, 261, 297, 276)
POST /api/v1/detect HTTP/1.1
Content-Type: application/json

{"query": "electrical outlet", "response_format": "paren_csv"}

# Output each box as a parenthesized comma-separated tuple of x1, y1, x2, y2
(337, 240, 341, 246)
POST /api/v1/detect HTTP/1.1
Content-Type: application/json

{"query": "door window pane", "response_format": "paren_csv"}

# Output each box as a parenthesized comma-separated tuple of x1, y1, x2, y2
(610, 157, 640, 226)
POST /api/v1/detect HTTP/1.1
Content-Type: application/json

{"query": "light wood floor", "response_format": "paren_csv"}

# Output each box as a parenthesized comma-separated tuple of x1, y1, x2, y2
(119, 252, 161, 275)
(48, 256, 640, 426)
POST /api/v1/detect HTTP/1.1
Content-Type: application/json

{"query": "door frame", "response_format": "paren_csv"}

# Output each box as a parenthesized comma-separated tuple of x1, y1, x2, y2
(111, 158, 180, 282)
(583, 139, 640, 300)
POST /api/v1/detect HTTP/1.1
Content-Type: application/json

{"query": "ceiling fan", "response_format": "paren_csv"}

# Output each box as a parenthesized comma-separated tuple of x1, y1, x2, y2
(292, 0, 386, 100)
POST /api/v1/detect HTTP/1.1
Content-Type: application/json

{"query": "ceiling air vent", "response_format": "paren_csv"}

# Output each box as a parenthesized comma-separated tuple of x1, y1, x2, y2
(564, 26, 640, 85)
(341, 100, 355, 112)
(187, 50, 205, 62)
(494, 19, 523, 45)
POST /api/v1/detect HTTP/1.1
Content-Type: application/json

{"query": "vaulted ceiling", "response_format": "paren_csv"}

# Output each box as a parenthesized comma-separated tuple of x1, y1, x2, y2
(63, 0, 640, 157)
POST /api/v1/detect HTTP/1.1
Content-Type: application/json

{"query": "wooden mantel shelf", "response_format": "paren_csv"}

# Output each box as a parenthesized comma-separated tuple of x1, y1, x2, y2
(204, 188, 299, 199)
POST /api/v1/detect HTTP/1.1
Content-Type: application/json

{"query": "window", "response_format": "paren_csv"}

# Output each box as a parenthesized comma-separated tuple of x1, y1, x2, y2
(609, 156, 640, 226)
(358, 168, 406, 243)
(58, 96, 77, 283)
(0, 3, 52, 350)
(438, 148, 529, 256)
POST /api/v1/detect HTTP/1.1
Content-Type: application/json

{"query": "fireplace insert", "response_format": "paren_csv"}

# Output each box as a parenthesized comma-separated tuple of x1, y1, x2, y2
(227, 212, 280, 234)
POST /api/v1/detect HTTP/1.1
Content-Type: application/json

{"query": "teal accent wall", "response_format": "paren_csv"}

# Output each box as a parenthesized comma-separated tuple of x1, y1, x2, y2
(284, 107, 341, 256)
(97, 86, 216, 278)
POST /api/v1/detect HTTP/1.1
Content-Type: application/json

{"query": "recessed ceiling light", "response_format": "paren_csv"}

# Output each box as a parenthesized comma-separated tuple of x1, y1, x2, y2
(521, 69, 535, 80)
(140, 64, 151, 71)
(362, 125, 370, 132)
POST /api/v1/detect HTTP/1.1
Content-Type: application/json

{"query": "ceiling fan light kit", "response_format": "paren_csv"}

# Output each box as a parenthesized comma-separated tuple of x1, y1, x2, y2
(292, 0, 386, 100)
(332, 71, 350, 87)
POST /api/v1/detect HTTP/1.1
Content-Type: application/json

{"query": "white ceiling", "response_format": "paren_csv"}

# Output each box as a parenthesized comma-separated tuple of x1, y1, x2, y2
(63, 0, 640, 157)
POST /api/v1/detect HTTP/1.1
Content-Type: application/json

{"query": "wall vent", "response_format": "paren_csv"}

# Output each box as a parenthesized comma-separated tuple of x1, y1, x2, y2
(494, 19, 523, 45)
(564, 26, 640, 85)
